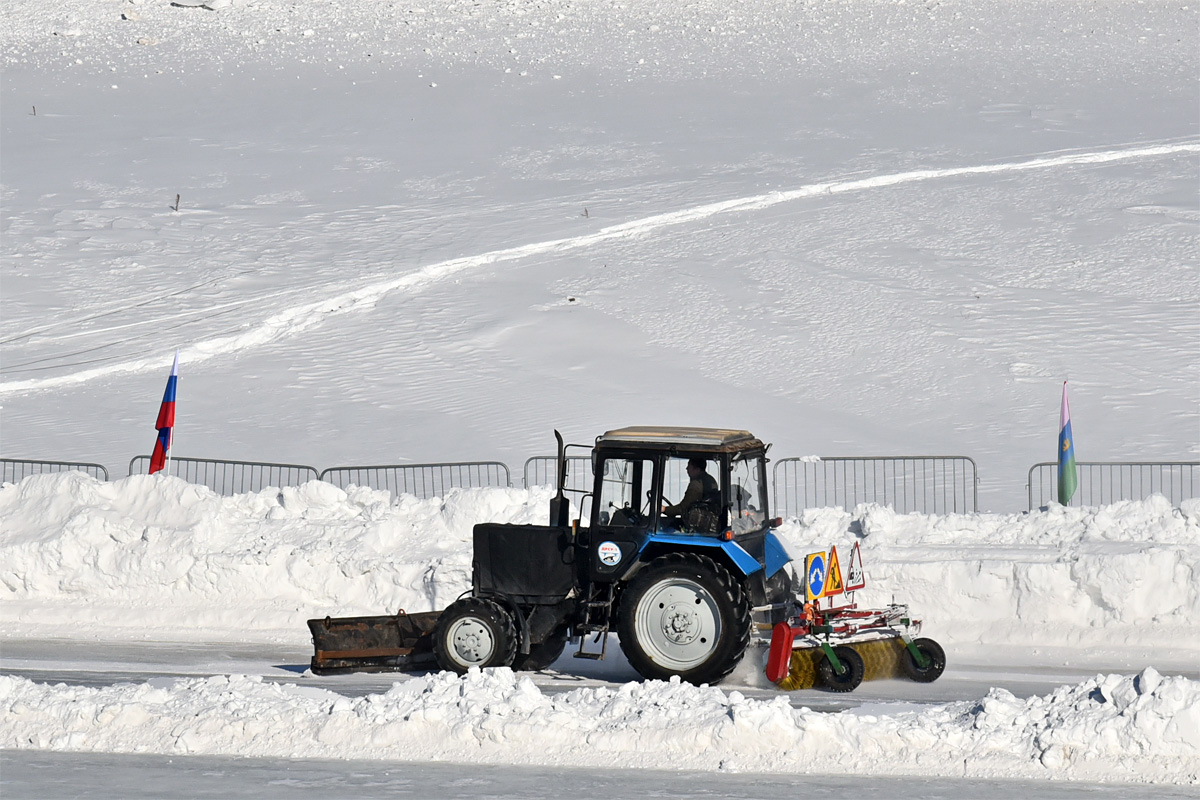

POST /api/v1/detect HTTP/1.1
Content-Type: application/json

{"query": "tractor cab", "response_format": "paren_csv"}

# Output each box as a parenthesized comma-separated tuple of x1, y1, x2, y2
(590, 427, 769, 537)
(574, 427, 789, 605)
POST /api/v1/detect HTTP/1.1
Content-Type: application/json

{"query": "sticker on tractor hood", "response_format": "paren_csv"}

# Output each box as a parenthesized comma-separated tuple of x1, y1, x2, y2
(597, 541, 622, 567)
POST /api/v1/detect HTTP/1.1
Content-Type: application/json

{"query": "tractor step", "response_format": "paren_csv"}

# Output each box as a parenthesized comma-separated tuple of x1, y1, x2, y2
(574, 627, 610, 660)
(574, 583, 614, 660)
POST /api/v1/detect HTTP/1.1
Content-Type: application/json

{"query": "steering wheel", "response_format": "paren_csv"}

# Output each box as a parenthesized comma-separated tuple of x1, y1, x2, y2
(610, 504, 642, 526)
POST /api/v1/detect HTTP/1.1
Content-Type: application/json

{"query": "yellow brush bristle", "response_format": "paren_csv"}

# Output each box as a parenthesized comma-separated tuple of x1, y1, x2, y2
(774, 638, 906, 690)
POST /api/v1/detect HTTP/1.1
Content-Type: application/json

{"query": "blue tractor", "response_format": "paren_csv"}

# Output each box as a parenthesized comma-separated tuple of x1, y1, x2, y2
(310, 426, 943, 689)
(311, 426, 794, 685)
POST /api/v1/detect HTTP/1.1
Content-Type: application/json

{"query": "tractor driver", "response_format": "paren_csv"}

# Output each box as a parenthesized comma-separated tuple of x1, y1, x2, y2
(662, 457, 721, 531)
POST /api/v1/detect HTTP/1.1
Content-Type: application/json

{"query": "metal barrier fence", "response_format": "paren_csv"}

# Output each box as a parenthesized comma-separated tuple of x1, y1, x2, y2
(522, 456, 594, 492)
(773, 456, 979, 518)
(319, 461, 511, 499)
(15, 452, 1198, 512)
(1027, 461, 1200, 509)
(128, 456, 319, 496)
(2, 458, 110, 483)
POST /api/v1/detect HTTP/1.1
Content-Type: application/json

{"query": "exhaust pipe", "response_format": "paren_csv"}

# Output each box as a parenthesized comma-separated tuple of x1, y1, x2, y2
(549, 429, 570, 527)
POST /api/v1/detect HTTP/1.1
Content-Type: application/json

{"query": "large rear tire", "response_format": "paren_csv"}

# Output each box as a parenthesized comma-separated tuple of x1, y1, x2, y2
(616, 553, 751, 686)
(901, 637, 946, 683)
(433, 597, 518, 674)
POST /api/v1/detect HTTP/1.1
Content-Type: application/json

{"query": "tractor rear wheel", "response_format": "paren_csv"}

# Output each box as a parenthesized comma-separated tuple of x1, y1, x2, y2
(901, 637, 946, 683)
(433, 597, 518, 674)
(616, 553, 751, 685)
(817, 645, 865, 692)
(512, 626, 569, 672)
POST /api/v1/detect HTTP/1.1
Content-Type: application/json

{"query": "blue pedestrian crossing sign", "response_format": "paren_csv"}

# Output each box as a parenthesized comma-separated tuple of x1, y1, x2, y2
(804, 551, 827, 601)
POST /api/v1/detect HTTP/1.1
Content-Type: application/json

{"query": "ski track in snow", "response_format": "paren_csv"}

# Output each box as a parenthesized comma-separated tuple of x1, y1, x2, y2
(2, 140, 1195, 398)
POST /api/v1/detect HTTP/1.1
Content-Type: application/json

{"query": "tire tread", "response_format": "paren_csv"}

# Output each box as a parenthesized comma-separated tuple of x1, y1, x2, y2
(901, 637, 946, 683)
(616, 552, 751, 685)
(433, 596, 518, 674)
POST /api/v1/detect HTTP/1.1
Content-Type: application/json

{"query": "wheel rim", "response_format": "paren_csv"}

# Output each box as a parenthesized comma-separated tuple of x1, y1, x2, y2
(447, 616, 495, 666)
(633, 577, 721, 670)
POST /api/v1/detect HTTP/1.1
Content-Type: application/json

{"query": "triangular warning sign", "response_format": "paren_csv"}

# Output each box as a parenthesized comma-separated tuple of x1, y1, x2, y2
(823, 545, 844, 597)
(845, 541, 866, 591)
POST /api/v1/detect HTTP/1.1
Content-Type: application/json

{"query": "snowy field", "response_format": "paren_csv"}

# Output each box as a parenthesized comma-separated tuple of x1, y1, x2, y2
(2, 0, 1198, 796)
(2, 0, 1197, 511)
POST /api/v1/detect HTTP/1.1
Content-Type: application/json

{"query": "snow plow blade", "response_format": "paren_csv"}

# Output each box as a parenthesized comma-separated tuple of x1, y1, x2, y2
(307, 610, 441, 675)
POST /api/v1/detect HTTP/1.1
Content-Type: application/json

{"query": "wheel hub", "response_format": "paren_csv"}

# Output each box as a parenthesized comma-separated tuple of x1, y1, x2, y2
(449, 618, 494, 664)
(662, 603, 701, 644)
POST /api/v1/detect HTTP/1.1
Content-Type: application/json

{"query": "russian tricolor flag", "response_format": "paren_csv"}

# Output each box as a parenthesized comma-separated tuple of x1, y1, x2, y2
(149, 352, 179, 475)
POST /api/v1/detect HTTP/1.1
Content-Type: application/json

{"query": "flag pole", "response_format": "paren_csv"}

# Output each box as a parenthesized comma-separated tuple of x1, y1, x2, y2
(166, 350, 178, 477)
(1058, 379, 1078, 506)
(148, 351, 179, 477)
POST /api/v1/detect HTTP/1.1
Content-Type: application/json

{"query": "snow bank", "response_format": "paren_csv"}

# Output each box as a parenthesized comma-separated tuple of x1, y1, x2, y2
(1, 473, 1197, 655)
(776, 499, 1200, 654)
(1, 668, 1196, 783)
(0, 472, 550, 640)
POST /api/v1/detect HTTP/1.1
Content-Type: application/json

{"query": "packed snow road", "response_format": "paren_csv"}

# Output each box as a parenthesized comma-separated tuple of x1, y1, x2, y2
(8, 637, 1191, 712)
(5, 751, 1197, 800)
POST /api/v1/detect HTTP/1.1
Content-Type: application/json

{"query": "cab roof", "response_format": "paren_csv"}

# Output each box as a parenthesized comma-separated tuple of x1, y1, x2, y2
(595, 426, 764, 454)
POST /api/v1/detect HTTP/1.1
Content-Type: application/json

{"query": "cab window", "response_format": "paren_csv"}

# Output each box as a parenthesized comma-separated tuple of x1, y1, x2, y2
(728, 453, 766, 535)
(660, 454, 723, 533)
(596, 458, 655, 527)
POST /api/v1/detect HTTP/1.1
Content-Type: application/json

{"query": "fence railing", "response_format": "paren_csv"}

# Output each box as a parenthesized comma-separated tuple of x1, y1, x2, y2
(12, 452, 1197, 513)
(522, 456, 594, 492)
(319, 461, 511, 500)
(1, 458, 110, 483)
(128, 456, 319, 496)
(1027, 461, 1200, 509)
(773, 456, 979, 518)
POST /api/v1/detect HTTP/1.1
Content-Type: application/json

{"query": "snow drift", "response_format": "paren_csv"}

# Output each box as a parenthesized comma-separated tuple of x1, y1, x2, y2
(0, 472, 549, 640)
(1, 472, 1197, 659)
(1, 667, 1196, 783)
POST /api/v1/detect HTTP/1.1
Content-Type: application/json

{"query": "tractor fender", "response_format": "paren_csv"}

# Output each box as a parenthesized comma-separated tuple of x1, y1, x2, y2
(763, 532, 792, 578)
(637, 534, 763, 577)
(716, 530, 792, 579)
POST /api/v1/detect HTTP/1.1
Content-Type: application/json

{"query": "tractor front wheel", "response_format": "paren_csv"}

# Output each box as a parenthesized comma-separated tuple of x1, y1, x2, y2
(433, 597, 517, 674)
(616, 553, 751, 686)
(901, 637, 946, 683)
